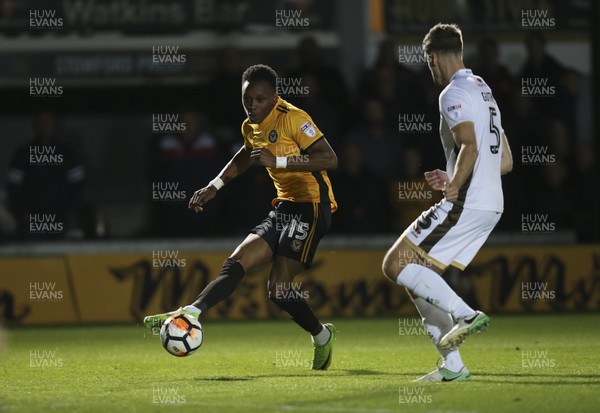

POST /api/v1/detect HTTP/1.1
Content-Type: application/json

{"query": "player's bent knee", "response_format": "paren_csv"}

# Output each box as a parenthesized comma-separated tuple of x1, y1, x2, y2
(227, 253, 249, 272)
(382, 251, 400, 282)
(229, 249, 269, 272)
(228, 235, 273, 271)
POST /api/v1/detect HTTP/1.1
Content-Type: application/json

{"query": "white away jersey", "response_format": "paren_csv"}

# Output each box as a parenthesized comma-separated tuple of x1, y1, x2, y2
(439, 68, 504, 212)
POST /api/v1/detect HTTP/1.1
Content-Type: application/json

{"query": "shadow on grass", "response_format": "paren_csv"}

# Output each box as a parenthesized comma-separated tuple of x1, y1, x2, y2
(194, 370, 600, 383)
(338, 369, 391, 376)
(193, 369, 391, 381)
(195, 376, 257, 382)
(473, 372, 600, 385)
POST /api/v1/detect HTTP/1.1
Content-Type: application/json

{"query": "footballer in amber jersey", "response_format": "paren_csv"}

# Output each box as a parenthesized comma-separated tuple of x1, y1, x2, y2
(145, 64, 339, 370)
(241, 96, 337, 211)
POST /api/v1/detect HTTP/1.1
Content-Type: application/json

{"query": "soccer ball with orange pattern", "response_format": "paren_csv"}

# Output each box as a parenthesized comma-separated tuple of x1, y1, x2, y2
(159, 313, 203, 357)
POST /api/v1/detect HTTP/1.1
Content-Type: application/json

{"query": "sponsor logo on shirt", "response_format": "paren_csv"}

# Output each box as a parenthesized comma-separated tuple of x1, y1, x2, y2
(481, 92, 495, 102)
(446, 104, 461, 120)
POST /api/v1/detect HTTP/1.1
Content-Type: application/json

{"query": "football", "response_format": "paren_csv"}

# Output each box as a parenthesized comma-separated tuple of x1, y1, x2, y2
(159, 313, 203, 357)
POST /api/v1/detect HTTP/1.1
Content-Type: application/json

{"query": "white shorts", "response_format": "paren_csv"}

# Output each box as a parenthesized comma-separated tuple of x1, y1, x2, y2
(400, 200, 501, 270)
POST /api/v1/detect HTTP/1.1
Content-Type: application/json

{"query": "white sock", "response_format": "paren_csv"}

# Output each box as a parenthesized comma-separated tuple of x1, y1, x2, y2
(311, 325, 331, 345)
(396, 263, 475, 320)
(183, 305, 201, 316)
(443, 351, 464, 373)
(413, 296, 464, 372)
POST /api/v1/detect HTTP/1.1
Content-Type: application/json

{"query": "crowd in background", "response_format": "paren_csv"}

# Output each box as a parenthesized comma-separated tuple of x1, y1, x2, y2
(1, 32, 594, 242)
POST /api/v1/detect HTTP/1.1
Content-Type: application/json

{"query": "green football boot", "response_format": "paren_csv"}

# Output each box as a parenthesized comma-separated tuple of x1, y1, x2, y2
(143, 307, 199, 332)
(414, 366, 471, 382)
(311, 323, 336, 370)
(440, 311, 490, 350)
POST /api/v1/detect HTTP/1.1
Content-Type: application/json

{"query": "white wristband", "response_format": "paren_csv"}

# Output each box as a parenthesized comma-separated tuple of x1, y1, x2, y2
(276, 156, 288, 169)
(209, 177, 225, 190)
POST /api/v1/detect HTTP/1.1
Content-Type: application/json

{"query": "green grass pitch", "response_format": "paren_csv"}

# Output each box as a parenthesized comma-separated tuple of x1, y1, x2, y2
(2, 314, 599, 413)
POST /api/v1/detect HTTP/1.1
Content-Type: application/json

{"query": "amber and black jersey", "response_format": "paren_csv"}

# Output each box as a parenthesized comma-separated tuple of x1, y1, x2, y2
(241, 97, 337, 212)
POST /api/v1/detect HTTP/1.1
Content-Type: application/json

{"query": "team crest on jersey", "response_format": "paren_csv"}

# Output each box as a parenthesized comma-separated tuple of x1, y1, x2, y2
(269, 130, 278, 143)
(300, 121, 317, 138)
(291, 239, 303, 252)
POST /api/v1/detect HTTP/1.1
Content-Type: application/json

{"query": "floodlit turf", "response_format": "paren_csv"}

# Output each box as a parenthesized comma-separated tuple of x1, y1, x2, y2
(1, 315, 599, 413)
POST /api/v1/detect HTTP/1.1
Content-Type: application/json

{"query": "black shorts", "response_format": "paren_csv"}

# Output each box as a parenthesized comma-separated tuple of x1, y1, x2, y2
(251, 201, 331, 267)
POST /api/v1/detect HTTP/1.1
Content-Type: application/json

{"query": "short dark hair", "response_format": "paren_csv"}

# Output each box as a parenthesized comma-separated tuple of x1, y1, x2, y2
(422, 23, 463, 55)
(241, 64, 278, 91)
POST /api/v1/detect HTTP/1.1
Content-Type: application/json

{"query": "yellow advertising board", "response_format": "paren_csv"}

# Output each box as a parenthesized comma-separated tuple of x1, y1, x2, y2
(0, 257, 77, 324)
(0, 245, 598, 325)
(465, 246, 600, 313)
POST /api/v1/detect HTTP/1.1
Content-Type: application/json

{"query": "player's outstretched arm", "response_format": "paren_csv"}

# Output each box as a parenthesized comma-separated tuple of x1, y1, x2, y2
(188, 145, 252, 213)
(250, 138, 338, 172)
(500, 132, 513, 175)
(444, 122, 478, 202)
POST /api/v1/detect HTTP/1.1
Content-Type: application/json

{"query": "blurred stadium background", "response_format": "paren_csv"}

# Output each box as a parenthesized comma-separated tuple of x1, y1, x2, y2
(0, 0, 598, 331)
(1, 1, 599, 412)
